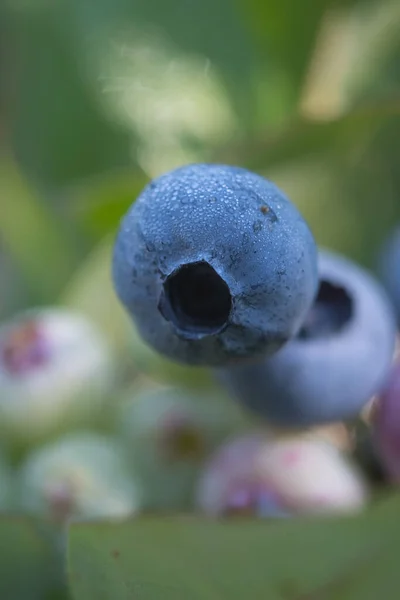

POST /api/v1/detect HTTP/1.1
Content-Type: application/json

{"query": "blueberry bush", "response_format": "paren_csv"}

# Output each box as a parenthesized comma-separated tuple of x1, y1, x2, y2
(1, 1, 400, 598)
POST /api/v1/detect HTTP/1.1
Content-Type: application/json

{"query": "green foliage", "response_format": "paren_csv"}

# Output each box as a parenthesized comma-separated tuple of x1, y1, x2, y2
(218, 101, 400, 170)
(7, 7, 133, 187)
(0, 158, 81, 303)
(66, 170, 149, 239)
(67, 494, 400, 600)
(2, 0, 400, 314)
(0, 516, 66, 599)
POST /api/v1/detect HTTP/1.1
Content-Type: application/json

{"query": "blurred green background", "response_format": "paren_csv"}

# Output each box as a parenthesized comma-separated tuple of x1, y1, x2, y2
(1, 3, 400, 597)
(1, 0, 400, 328)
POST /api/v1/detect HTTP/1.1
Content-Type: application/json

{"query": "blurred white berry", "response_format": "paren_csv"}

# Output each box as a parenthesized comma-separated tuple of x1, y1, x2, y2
(0, 308, 116, 448)
(15, 432, 141, 522)
(196, 434, 368, 517)
(255, 437, 367, 515)
(118, 386, 251, 510)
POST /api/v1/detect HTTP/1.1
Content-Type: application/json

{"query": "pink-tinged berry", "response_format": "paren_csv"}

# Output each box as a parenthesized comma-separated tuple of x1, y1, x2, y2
(196, 434, 368, 517)
(373, 360, 400, 482)
(254, 437, 367, 515)
(1, 320, 50, 376)
(196, 434, 288, 517)
(0, 308, 116, 449)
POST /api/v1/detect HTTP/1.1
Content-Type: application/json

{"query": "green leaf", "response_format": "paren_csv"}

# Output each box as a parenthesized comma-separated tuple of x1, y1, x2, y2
(67, 169, 149, 238)
(61, 236, 130, 353)
(238, 0, 381, 118)
(66, 0, 257, 127)
(341, 0, 400, 104)
(239, 0, 329, 98)
(217, 98, 400, 268)
(68, 494, 400, 600)
(0, 515, 66, 599)
(217, 99, 400, 171)
(8, 8, 133, 187)
(0, 157, 79, 303)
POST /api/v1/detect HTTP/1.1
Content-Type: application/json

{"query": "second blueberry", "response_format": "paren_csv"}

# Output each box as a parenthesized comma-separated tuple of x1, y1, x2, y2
(217, 249, 397, 425)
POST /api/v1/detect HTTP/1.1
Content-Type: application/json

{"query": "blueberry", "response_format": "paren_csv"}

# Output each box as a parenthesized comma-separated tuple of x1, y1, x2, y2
(373, 360, 400, 482)
(217, 249, 397, 426)
(377, 226, 400, 323)
(196, 434, 367, 517)
(117, 386, 250, 510)
(0, 308, 116, 449)
(113, 164, 318, 366)
(15, 432, 141, 523)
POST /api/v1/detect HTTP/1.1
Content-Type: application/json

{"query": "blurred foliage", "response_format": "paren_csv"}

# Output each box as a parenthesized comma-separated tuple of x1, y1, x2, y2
(1, 0, 400, 325)
(0, 516, 66, 599)
(1, 0, 400, 597)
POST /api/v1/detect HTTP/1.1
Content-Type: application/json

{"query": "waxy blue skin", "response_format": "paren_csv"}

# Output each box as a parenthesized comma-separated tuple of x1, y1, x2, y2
(217, 250, 397, 425)
(377, 227, 400, 323)
(113, 164, 317, 366)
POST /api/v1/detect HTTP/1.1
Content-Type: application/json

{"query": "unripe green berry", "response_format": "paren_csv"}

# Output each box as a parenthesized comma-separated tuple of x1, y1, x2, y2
(118, 386, 250, 510)
(15, 432, 141, 523)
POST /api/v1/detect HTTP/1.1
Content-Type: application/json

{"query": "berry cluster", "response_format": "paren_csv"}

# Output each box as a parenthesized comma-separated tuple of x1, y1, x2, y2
(1, 163, 399, 528)
(112, 163, 400, 515)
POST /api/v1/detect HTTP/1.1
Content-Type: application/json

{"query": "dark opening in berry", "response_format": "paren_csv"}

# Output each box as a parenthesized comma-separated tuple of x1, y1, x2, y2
(297, 280, 353, 340)
(158, 261, 232, 337)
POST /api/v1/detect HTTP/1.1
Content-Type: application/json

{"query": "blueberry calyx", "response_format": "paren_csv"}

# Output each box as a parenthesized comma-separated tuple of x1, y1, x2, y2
(158, 260, 232, 339)
(297, 280, 353, 340)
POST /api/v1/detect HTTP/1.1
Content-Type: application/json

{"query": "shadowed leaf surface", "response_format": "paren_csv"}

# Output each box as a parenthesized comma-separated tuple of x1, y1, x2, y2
(68, 494, 400, 600)
(0, 515, 66, 599)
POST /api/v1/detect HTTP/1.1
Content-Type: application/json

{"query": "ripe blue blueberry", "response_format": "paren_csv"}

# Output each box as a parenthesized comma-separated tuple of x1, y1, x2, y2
(113, 164, 317, 366)
(377, 226, 400, 323)
(217, 249, 397, 426)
